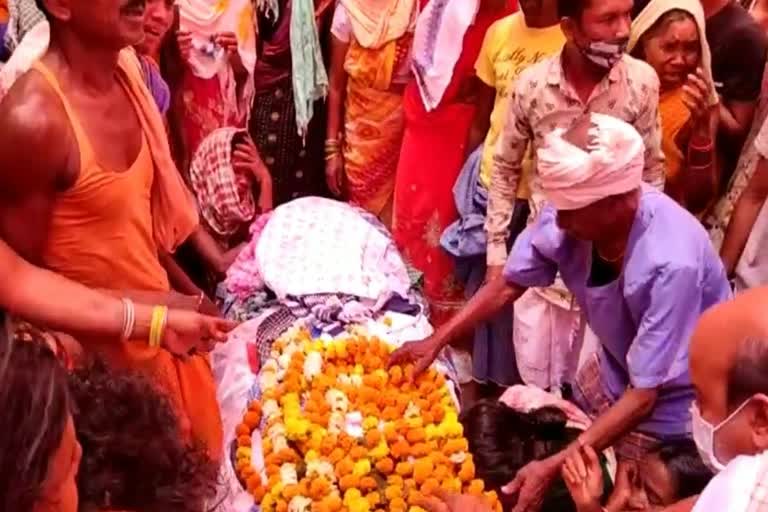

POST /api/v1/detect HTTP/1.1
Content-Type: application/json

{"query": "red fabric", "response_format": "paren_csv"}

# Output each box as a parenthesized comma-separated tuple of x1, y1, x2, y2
(393, 6, 510, 327)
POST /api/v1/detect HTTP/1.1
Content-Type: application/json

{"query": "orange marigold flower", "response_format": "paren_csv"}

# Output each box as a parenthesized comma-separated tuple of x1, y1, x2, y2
(459, 458, 476, 482)
(359, 476, 378, 491)
(350, 446, 368, 460)
(390, 439, 410, 459)
(375, 457, 394, 475)
(384, 485, 403, 501)
(395, 461, 413, 477)
(421, 477, 440, 496)
(335, 457, 355, 477)
(339, 474, 360, 491)
(365, 429, 381, 448)
(309, 477, 331, 500)
(329, 448, 346, 464)
(237, 435, 252, 447)
(244, 411, 261, 429)
(236, 423, 251, 436)
(413, 458, 433, 485)
(406, 428, 426, 444)
(390, 497, 407, 512)
(410, 442, 430, 458)
(282, 484, 300, 500)
(366, 491, 382, 507)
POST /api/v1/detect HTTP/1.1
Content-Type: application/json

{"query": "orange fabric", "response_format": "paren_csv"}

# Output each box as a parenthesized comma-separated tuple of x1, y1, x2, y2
(117, 50, 199, 253)
(30, 59, 222, 459)
(659, 88, 691, 204)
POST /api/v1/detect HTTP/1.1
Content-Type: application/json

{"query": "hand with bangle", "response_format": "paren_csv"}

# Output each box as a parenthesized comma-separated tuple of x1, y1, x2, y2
(119, 298, 235, 357)
(325, 135, 345, 197)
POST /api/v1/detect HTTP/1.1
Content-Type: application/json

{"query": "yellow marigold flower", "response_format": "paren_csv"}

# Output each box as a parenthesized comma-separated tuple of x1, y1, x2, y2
(236, 446, 252, 460)
(467, 479, 485, 496)
(352, 458, 372, 477)
(385, 484, 403, 501)
(369, 439, 390, 460)
(441, 478, 461, 494)
(343, 488, 363, 505)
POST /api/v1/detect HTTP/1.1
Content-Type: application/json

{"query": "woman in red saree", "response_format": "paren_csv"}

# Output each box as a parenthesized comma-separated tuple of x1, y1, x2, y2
(393, 0, 514, 327)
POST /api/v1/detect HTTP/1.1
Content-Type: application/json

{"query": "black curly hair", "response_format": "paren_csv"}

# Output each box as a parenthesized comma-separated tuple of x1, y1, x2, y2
(461, 400, 605, 512)
(0, 324, 71, 512)
(69, 360, 220, 512)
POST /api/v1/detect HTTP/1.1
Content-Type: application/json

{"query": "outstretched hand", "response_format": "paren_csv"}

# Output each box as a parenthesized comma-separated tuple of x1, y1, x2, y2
(502, 457, 559, 512)
(387, 336, 442, 378)
(562, 445, 604, 512)
(413, 490, 495, 512)
(163, 309, 236, 357)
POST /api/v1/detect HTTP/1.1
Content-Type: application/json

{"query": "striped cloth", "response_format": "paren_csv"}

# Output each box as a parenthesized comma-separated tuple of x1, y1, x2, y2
(575, 354, 661, 461)
(4, 0, 44, 53)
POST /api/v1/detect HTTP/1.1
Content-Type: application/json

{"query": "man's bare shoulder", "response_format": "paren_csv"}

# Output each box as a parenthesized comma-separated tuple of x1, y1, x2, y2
(0, 70, 73, 189)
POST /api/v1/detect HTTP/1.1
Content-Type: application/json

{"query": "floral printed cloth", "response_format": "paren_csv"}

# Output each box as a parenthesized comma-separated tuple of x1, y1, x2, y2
(256, 197, 411, 302)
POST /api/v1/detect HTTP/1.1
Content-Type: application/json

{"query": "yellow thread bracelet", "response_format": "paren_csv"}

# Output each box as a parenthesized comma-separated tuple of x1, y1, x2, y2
(149, 306, 168, 348)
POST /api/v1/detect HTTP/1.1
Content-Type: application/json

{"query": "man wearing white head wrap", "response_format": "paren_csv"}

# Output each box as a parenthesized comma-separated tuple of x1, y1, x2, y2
(537, 113, 645, 211)
(392, 115, 731, 512)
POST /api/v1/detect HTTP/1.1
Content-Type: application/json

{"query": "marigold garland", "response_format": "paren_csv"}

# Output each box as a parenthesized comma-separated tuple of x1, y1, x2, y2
(236, 326, 502, 512)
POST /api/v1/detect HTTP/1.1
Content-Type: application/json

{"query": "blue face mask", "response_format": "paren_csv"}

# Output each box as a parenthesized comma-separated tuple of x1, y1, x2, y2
(580, 38, 629, 69)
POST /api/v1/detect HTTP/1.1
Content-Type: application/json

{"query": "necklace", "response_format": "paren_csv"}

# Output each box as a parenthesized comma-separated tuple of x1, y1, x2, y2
(596, 246, 625, 263)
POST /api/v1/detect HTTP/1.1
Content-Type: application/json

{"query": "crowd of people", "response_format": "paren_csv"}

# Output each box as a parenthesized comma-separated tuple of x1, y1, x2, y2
(4, 0, 768, 510)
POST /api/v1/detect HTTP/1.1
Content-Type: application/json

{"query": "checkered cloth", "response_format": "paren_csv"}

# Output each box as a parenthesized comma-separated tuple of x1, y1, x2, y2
(189, 127, 256, 237)
(575, 353, 660, 461)
(4, 0, 44, 53)
(748, 455, 768, 511)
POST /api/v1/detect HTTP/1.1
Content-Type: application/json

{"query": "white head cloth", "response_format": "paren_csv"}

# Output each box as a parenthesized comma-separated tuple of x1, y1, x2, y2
(536, 113, 645, 210)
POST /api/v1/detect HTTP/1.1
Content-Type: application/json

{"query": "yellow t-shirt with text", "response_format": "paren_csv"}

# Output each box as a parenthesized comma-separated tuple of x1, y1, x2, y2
(475, 13, 565, 198)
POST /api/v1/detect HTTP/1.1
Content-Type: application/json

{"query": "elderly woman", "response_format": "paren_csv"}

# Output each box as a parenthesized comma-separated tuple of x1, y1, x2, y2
(629, 0, 719, 214)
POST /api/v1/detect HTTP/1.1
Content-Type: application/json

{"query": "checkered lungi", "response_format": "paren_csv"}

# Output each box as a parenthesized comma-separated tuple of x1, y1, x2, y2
(575, 353, 660, 461)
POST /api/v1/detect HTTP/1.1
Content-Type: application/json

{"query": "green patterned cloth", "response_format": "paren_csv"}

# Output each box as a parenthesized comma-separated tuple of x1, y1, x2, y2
(290, 0, 328, 138)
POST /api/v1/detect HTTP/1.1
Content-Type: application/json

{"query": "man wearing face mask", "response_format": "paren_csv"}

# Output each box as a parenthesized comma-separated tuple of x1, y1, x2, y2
(685, 287, 768, 511)
(481, 0, 666, 399)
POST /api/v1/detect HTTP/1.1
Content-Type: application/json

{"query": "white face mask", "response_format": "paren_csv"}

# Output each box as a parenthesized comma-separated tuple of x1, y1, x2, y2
(691, 400, 751, 473)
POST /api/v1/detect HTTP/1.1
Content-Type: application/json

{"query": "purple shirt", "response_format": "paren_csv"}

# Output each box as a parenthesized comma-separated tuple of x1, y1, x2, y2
(503, 187, 732, 438)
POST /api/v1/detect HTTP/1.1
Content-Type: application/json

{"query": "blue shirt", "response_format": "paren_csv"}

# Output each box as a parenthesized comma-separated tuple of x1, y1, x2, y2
(503, 187, 732, 438)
